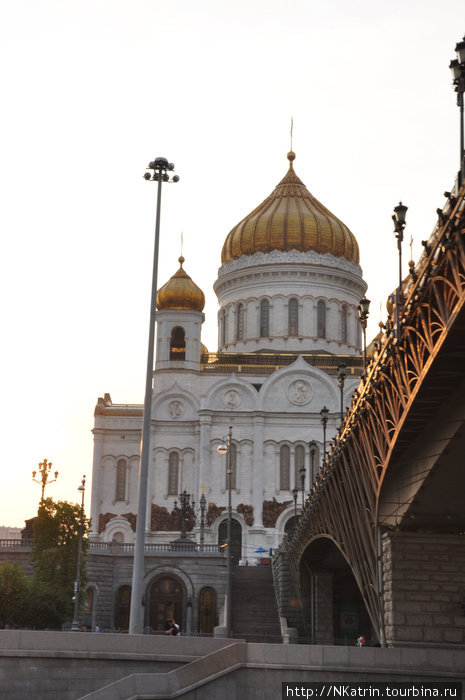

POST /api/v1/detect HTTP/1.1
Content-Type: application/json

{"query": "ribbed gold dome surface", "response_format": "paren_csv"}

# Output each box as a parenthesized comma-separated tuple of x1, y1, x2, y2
(221, 152, 359, 264)
(157, 256, 205, 312)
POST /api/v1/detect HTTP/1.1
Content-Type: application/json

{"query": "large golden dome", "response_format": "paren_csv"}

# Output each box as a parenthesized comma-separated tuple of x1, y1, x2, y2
(221, 152, 359, 264)
(157, 256, 205, 312)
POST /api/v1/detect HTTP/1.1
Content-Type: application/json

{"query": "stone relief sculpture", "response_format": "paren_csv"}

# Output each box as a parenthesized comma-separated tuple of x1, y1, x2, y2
(206, 503, 226, 525)
(288, 379, 311, 405)
(224, 389, 241, 408)
(168, 400, 184, 418)
(262, 498, 292, 528)
(99, 511, 137, 534)
(150, 503, 195, 532)
(237, 503, 254, 526)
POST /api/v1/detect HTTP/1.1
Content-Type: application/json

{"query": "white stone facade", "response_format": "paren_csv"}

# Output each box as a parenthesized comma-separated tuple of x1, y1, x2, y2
(90, 245, 367, 563)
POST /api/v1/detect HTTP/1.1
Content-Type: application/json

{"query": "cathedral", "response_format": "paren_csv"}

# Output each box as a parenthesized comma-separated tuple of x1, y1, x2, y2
(87, 150, 367, 632)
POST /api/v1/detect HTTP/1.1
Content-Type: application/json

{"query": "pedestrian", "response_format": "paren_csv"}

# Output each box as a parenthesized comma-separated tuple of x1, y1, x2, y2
(165, 618, 180, 636)
(356, 634, 366, 647)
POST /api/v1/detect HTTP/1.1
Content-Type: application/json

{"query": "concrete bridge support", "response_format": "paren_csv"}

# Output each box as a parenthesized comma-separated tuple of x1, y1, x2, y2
(382, 531, 465, 645)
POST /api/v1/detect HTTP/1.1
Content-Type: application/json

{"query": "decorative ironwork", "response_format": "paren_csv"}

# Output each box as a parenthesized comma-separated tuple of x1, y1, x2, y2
(282, 177, 465, 644)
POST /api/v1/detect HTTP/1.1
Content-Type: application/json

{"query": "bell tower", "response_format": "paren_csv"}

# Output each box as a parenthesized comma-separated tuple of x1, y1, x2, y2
(155, 256, 205, 371)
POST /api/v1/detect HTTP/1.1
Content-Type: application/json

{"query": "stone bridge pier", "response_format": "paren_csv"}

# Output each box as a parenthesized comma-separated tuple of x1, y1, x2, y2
(382, 531, 465, 646)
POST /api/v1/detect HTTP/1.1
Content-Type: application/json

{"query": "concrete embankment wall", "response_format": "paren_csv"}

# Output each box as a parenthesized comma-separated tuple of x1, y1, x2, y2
(0, 630, 230, 700)
(0, 630, 464, 700)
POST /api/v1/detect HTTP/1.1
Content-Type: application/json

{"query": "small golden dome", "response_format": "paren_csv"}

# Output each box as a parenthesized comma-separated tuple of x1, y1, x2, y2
(157, 256, 205, 312)
(221, 152, 359, 264)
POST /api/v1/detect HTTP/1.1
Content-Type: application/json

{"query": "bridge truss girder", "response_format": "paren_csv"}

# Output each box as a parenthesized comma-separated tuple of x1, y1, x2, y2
(284, 181, 465, 645)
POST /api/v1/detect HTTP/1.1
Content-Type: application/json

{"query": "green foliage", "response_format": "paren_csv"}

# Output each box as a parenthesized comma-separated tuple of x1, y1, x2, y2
(0, 498, 91, 629)
(0, 562, 30, 627)
(31, 497, 91, 626)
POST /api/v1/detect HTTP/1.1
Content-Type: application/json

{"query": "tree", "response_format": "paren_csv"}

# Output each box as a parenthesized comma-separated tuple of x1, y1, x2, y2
(0, 562, 30, 627)
(32, 497, 90, 625)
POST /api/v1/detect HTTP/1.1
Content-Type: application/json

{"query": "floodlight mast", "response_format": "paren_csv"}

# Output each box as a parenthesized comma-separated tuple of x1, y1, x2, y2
(129, 157, 179, 635)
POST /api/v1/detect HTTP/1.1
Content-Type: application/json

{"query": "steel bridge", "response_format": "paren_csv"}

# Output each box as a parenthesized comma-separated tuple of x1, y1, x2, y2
(274, 175, 465, 647)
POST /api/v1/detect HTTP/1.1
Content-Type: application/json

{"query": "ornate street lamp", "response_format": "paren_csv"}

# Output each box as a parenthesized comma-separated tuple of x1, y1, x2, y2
(337, 363, 346, 424)
(199, 487, 207, 547)
(299, 465, 306, 509)
(357, 297, 371, 371)
(32, 458, 58, 501)
(179, 490, 194, 539)
(71, 475, 86, 632)
(129, 157, 179, 635)
(320, 406, 329, 459)
(217, 426, 233, 638)
(450, 36, 465, 181)
(392, 202, 408, 294)
(309, 440, 317, 483)
(292, 487, 298, 517)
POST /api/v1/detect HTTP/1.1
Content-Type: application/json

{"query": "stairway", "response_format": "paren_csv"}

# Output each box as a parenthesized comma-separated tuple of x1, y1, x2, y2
(231, 565, 282, 642)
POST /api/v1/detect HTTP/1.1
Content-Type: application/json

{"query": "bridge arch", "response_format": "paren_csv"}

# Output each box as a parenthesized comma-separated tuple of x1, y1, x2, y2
(299, 536, 374, 644)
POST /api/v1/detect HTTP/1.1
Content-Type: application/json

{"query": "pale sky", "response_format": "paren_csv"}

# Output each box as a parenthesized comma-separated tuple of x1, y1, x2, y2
(1, 0, 464, 528)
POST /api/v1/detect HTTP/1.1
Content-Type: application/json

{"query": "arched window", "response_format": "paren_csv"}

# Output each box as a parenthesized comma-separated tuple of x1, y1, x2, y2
(170, 326, 186, 360)
(317, 300, 326, 339)
(236, 304, 244, 341)
(115, 586, 132, 631)
(227, 443, 237, 490)
(279, 445, 290, 491)
(260, 299, 270, 337)
(116, 459, 126, 501)
(220, 309, 226, 347)
(294, 445, 305, 490)
(168, 452, 179, 495)
(341, 305, 348, 344)
(288, 298, 298, 337)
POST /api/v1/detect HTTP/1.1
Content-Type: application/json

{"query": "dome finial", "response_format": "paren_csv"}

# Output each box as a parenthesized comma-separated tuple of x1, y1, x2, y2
(178, 255, 185, 267)
(288, 117, 296, 168)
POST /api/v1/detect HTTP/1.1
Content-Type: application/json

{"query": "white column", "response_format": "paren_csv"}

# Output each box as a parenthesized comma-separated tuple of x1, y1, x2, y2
(198, 413, 212, 499)
(251, 413, 265, 528)
(145, 424, 156, 535)
(90, 429, 104, 538)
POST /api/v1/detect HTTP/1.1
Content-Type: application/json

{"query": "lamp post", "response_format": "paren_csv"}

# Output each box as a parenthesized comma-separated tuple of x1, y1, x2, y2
(392, 202, 408, 294)
(32, 458, 58, 501)
(217, 425, 233, 638)
(71, 475, 86, 632)
(292, 487, 298, 517)
(337, 363, 346, 424)
(357, 297, 371, 371)
(199, 487, 206, 547)
(450, 36, 465, 181)
(309, 440, 317, 483)
(320, 406, 329, 460)
(299, 465, 306, 509)
(129, 158, 179, 635)
(179, 490, 194, 539)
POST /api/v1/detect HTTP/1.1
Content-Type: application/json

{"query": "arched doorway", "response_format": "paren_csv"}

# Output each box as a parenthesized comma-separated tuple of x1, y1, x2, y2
(218, 518, 242, 564)
(199, 587, 215, 634)
(149, 576, 183, 632)
(115, 585, 131, 631)
(284, 515, 299, 536)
